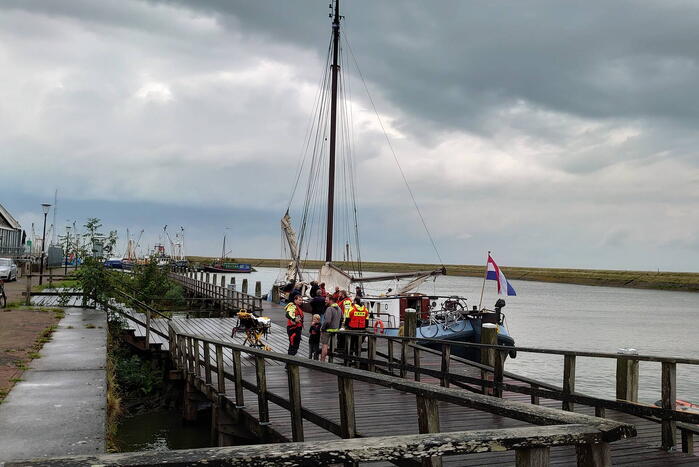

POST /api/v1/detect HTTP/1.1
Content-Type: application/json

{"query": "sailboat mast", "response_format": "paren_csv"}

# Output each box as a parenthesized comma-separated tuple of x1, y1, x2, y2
(325, 0, 341, 263)
(221, 234, 226, 261)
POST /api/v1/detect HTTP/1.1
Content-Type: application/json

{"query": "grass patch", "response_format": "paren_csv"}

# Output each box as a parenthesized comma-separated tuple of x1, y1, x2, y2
(32, 279, 79, 292)
(27, 352, 41, 359)
(9, 378, 23, 383)
(85, 323, 96, 329)
(66, 325, 74, 329)
(13, 361, 28, 370)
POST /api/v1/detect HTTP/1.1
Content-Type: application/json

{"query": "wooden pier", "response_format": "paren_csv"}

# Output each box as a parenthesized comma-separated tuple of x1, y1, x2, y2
(20, 270, 699, 466)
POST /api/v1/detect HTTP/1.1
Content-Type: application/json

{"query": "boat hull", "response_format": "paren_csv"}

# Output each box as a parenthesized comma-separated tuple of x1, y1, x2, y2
(203, 264, 253, 273)
(384, 317, 516, 363)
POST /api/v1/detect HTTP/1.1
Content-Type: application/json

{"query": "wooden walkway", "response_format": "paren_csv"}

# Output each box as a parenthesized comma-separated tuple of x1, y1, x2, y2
(32, 280, 699, 466)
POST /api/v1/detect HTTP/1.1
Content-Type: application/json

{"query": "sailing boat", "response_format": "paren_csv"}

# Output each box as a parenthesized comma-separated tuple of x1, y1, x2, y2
(278, 1, 515, 361)
(204, 232, 252, 273)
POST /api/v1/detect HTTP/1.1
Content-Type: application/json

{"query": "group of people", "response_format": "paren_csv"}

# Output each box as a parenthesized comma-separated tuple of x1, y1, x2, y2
(283, 281, 369, 360)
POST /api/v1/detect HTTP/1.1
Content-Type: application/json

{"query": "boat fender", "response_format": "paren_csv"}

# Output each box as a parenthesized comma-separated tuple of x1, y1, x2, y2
(373, 320, 385, 334)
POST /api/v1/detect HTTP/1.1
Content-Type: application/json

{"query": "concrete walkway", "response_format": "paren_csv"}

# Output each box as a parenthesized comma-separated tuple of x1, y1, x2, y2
(0, 308, 107, 462)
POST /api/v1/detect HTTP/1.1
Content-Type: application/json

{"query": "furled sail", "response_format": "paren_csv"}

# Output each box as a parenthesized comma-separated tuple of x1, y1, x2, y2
(281, 211, 303, 283)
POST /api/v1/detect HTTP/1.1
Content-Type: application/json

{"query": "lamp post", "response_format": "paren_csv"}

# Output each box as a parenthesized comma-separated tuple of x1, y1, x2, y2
(64, 225, 71, 275)
(39, 203, 51, 285)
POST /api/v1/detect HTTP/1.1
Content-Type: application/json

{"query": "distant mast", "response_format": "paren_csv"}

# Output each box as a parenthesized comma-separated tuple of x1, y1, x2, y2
(325, 0, 341, 263)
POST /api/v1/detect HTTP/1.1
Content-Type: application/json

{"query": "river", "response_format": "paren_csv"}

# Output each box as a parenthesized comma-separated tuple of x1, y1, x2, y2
(207, 266, 699, 403)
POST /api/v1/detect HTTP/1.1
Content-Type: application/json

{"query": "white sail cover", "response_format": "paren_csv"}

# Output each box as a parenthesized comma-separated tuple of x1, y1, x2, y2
(318, 262, 352, 292)
(281, 212, 303, 283)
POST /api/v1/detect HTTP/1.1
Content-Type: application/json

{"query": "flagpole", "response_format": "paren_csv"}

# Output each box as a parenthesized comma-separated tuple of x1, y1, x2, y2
(478, 250, 490, 310)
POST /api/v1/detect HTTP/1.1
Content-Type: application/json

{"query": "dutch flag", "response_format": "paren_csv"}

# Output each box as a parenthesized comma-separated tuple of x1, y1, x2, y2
(486, 253, 517, 296)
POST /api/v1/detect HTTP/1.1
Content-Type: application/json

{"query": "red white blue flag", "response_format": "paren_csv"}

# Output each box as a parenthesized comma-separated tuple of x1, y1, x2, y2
(486, 253, 517, 296)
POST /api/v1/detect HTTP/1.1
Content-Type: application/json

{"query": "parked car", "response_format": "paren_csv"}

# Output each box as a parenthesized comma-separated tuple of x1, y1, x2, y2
(0, 258, 18, 281)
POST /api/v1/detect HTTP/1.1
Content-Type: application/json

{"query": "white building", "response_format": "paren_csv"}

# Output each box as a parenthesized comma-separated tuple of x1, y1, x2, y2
(0, 203, 24, 256)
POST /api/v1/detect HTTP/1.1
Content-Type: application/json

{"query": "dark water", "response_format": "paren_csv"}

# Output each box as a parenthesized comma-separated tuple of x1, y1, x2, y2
(210, 267, 699, 403)
(116, 411, 212, 452)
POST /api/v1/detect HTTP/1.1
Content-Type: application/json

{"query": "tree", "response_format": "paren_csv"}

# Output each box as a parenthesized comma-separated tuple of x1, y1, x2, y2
(104, 230, 118, 257)
(84, 218, 103, 244)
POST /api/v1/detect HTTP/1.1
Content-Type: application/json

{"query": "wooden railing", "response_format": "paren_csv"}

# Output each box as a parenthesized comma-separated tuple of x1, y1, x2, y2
(166, 327, 635, 467)
(333, 329, 699, 453)
(169, 270, 263, 313)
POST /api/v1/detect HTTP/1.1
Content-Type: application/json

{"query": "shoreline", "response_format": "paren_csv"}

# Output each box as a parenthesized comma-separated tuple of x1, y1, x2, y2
(186, 256, 699, 293)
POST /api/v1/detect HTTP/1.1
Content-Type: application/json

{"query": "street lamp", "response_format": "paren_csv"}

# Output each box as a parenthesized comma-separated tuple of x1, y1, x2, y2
(39, 203, 51, 285)
(64, 225, 72, 275)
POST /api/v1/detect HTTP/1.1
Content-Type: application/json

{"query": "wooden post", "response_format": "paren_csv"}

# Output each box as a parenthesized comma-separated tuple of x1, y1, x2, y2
(233, 349, 244, 407)
(242, 278, 248, 294)
(338, 376, 356, 439)
(661, 361, 677, 450)
(187, 337, 194, 373)
(575, 442, 611, 466)
(480, 324, 497, 395)
(563, 354, 576, 412)
(287, 364, 304, 442)
(25, 271, 31, 306)
(493, 349, 505, 398)
(219, 276, 226, 315)
(367, 335, 376, 372)
(681, 428, 694, 455)
(400, 340, 408, 378)
(615, 357, 639, 402)
(530, 384, 540, 405)
(271, 284, 280, 302)
(203, 342, 212, 385)
(414, 346, 421, 382)
(404, 308, 417, 337)
(440, 344, 451, 388)
(595, 406, 606, 418)
(388, 339, 394, 375)
(215, 344, 225, 394)
(255, 356, 269, 424)
(515, 447, 550, 467)
(255, 281, 262, 297)
(48, 267, 53, 288)
(404, 308, 416, 379)
(343, 333, 351, 367)
(416, 396, 441, 467)
(194, 338, 201, 377)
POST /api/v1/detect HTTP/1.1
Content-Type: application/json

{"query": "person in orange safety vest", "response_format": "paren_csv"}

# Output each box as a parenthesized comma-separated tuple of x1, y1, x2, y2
(347, 297, 368, 358)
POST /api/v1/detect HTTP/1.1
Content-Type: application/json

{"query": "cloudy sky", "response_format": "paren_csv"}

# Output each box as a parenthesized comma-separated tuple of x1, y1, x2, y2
(1, 0, 698, 271)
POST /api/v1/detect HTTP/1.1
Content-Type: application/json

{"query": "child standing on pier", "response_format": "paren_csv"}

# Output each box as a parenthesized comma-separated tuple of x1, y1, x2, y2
(308, 314, 321, 360)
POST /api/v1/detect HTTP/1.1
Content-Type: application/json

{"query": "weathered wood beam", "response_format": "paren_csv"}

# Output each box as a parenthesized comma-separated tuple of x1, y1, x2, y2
(7, 425, 610, 467)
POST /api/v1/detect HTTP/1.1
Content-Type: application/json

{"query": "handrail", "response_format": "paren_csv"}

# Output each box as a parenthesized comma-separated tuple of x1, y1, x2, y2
(114, 289, 172, 321)
(102, 301, 169, 340)
(339, 330, 699, 365)
(173, 330, 634, 439)
(335, 330, 699, 435)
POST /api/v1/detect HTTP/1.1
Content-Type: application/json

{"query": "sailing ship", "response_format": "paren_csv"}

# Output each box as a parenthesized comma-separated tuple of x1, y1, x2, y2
(204, 232, 252, 273)
(277, 0, 515, 360)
